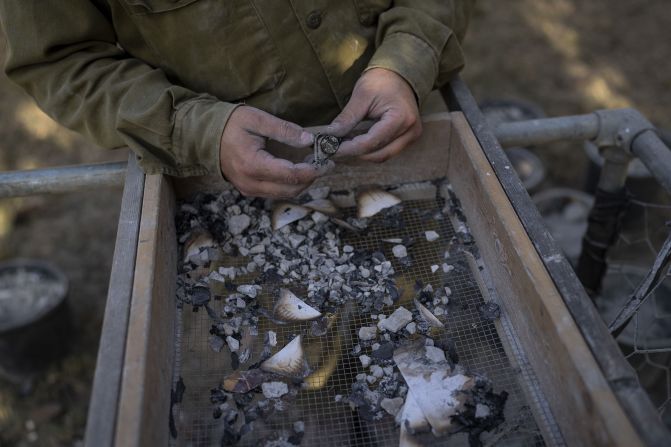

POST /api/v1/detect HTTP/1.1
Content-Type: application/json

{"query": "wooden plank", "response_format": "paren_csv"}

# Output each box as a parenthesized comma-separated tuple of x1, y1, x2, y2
(172, 113, 452, 198)
(444, 78, 670, 445)
(84, 154, 145, 447)
(114, 174, 177, 447)
(447, 111, 642, 447)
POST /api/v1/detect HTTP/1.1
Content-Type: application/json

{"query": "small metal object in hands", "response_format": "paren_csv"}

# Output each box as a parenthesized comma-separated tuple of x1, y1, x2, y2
(313, 134, 342, 167)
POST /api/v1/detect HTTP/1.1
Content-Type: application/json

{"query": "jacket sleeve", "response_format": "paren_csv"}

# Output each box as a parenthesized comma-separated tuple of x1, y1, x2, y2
(366, 0, 474, 105)
(0, 0, 237, 177)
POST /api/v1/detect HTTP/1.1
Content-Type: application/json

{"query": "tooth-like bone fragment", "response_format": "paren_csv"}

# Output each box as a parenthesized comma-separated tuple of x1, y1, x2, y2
(272, 203, 310, 231)
(274, 289, 322, 322)
(183, 230, 216, 263)
(260, 335, 307, 378)
(357, 189, 401, 219)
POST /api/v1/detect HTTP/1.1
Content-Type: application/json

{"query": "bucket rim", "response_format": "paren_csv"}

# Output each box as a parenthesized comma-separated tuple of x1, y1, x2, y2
(0, 258, 69, 332)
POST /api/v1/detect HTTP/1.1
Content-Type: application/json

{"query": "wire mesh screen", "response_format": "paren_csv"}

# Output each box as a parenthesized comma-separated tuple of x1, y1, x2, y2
(536, 183, 671, 431)
(172, 194, 547, 446)
(597, 195, 671, 428)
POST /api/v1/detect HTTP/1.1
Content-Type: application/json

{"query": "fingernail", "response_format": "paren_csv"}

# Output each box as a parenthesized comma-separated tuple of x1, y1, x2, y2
(300, 131, 314, 146)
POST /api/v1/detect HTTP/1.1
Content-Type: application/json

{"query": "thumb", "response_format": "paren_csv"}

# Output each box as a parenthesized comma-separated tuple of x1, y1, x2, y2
(326, 95, 369, 138)
(253, 109, 314, 147)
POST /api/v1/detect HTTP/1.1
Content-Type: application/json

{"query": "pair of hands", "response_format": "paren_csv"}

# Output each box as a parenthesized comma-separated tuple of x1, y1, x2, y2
(219, 68, 422, 198)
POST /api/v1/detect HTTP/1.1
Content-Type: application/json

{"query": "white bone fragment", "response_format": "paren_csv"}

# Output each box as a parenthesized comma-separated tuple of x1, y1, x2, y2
(260, 336, 307, 378)
(357, 189, 401, 218)
(394, 340, 475, 436)
(274, 289, 322, 322)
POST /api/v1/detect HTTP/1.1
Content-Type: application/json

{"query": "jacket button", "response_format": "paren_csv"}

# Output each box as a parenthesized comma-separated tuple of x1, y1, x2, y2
(359, 13, 376, 26)
(306, 11, 322, 29)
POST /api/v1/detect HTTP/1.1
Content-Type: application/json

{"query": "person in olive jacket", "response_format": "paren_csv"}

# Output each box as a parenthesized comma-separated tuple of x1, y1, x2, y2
(0, 1, 472, 198)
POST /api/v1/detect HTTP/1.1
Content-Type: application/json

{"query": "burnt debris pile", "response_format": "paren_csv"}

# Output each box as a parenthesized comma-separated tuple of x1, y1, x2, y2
(173, 185, 507, 446)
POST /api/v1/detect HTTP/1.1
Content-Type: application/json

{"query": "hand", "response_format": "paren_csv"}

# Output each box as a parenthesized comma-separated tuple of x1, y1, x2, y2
(326, 68, 422, 162)
(220, 106, 330, 198)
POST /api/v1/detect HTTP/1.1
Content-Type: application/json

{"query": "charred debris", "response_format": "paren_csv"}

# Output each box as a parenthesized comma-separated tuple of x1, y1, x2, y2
(172, 183, 506, 446)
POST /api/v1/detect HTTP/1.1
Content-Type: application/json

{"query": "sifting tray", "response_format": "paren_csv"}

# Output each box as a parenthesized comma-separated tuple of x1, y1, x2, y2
(171, 192, 550, 446)
(99, 111, 658, 447)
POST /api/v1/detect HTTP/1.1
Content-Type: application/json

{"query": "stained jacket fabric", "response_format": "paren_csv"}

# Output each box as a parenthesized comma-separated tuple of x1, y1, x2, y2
(0, 0, 473, 177)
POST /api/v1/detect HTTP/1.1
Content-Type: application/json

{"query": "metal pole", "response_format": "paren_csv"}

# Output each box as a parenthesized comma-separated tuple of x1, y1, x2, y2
(631, 130, 671, 196)
(493, 110, 671, 197)
(493, 113, 600, 148)
(492, 110, 671, 296)
(575, 147, 631, 296)
(0, 161, 127, 198)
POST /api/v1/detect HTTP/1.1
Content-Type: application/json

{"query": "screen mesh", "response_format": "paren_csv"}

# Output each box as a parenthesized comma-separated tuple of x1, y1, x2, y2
(172, 195, 549, 446)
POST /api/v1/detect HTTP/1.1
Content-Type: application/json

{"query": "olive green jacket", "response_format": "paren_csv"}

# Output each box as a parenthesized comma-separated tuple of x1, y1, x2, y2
(0, 0, 472, 177)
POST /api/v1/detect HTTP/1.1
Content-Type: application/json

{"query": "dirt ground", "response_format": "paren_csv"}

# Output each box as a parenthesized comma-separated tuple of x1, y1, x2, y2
(0, 0, 670, 445)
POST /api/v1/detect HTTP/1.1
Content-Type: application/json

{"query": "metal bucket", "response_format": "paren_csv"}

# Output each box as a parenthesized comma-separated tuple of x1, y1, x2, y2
(504, 147, 546, 192)
(0, 259, 71, 382)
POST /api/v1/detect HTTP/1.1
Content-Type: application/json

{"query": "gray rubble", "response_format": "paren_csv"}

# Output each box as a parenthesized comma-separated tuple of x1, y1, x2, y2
(379, 306, 413, 333)
(380, 397, 404, 417)
(226, 336, 240, 352)
(358, 326, 378, 341)
(237, 284, 260, 298)
(424, 230, 439, 242)
(262, 382, 289, 399)
(370, 365, 384, 378)
(266, 330, 277, 347)
(475, 403, 491, 419)
(392, 244, 407, 258)
(208, 335, 224, 353)
(176, 186, 508, 443)
(228, 214, 251, 235)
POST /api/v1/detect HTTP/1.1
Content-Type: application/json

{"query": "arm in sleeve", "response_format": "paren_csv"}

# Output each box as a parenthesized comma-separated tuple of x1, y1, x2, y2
(366, 0, 475, 105)
(0, 0, 237, 176)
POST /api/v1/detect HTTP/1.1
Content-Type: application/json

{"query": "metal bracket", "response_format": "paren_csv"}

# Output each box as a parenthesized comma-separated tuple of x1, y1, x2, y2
(592, 108, 657, 155)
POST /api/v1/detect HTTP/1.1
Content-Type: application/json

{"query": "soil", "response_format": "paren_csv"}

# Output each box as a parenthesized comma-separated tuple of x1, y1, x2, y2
(0, 0, 669, 445)
(462, 0, 671, 187)
(0, 27, 125, 447)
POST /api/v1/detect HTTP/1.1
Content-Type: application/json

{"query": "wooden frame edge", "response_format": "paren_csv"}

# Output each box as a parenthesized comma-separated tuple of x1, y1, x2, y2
(115, 174, 177, 447)
(444, 78, 670, 445)
(85, 154, 145, 447)
(447, 111, 642, 446)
